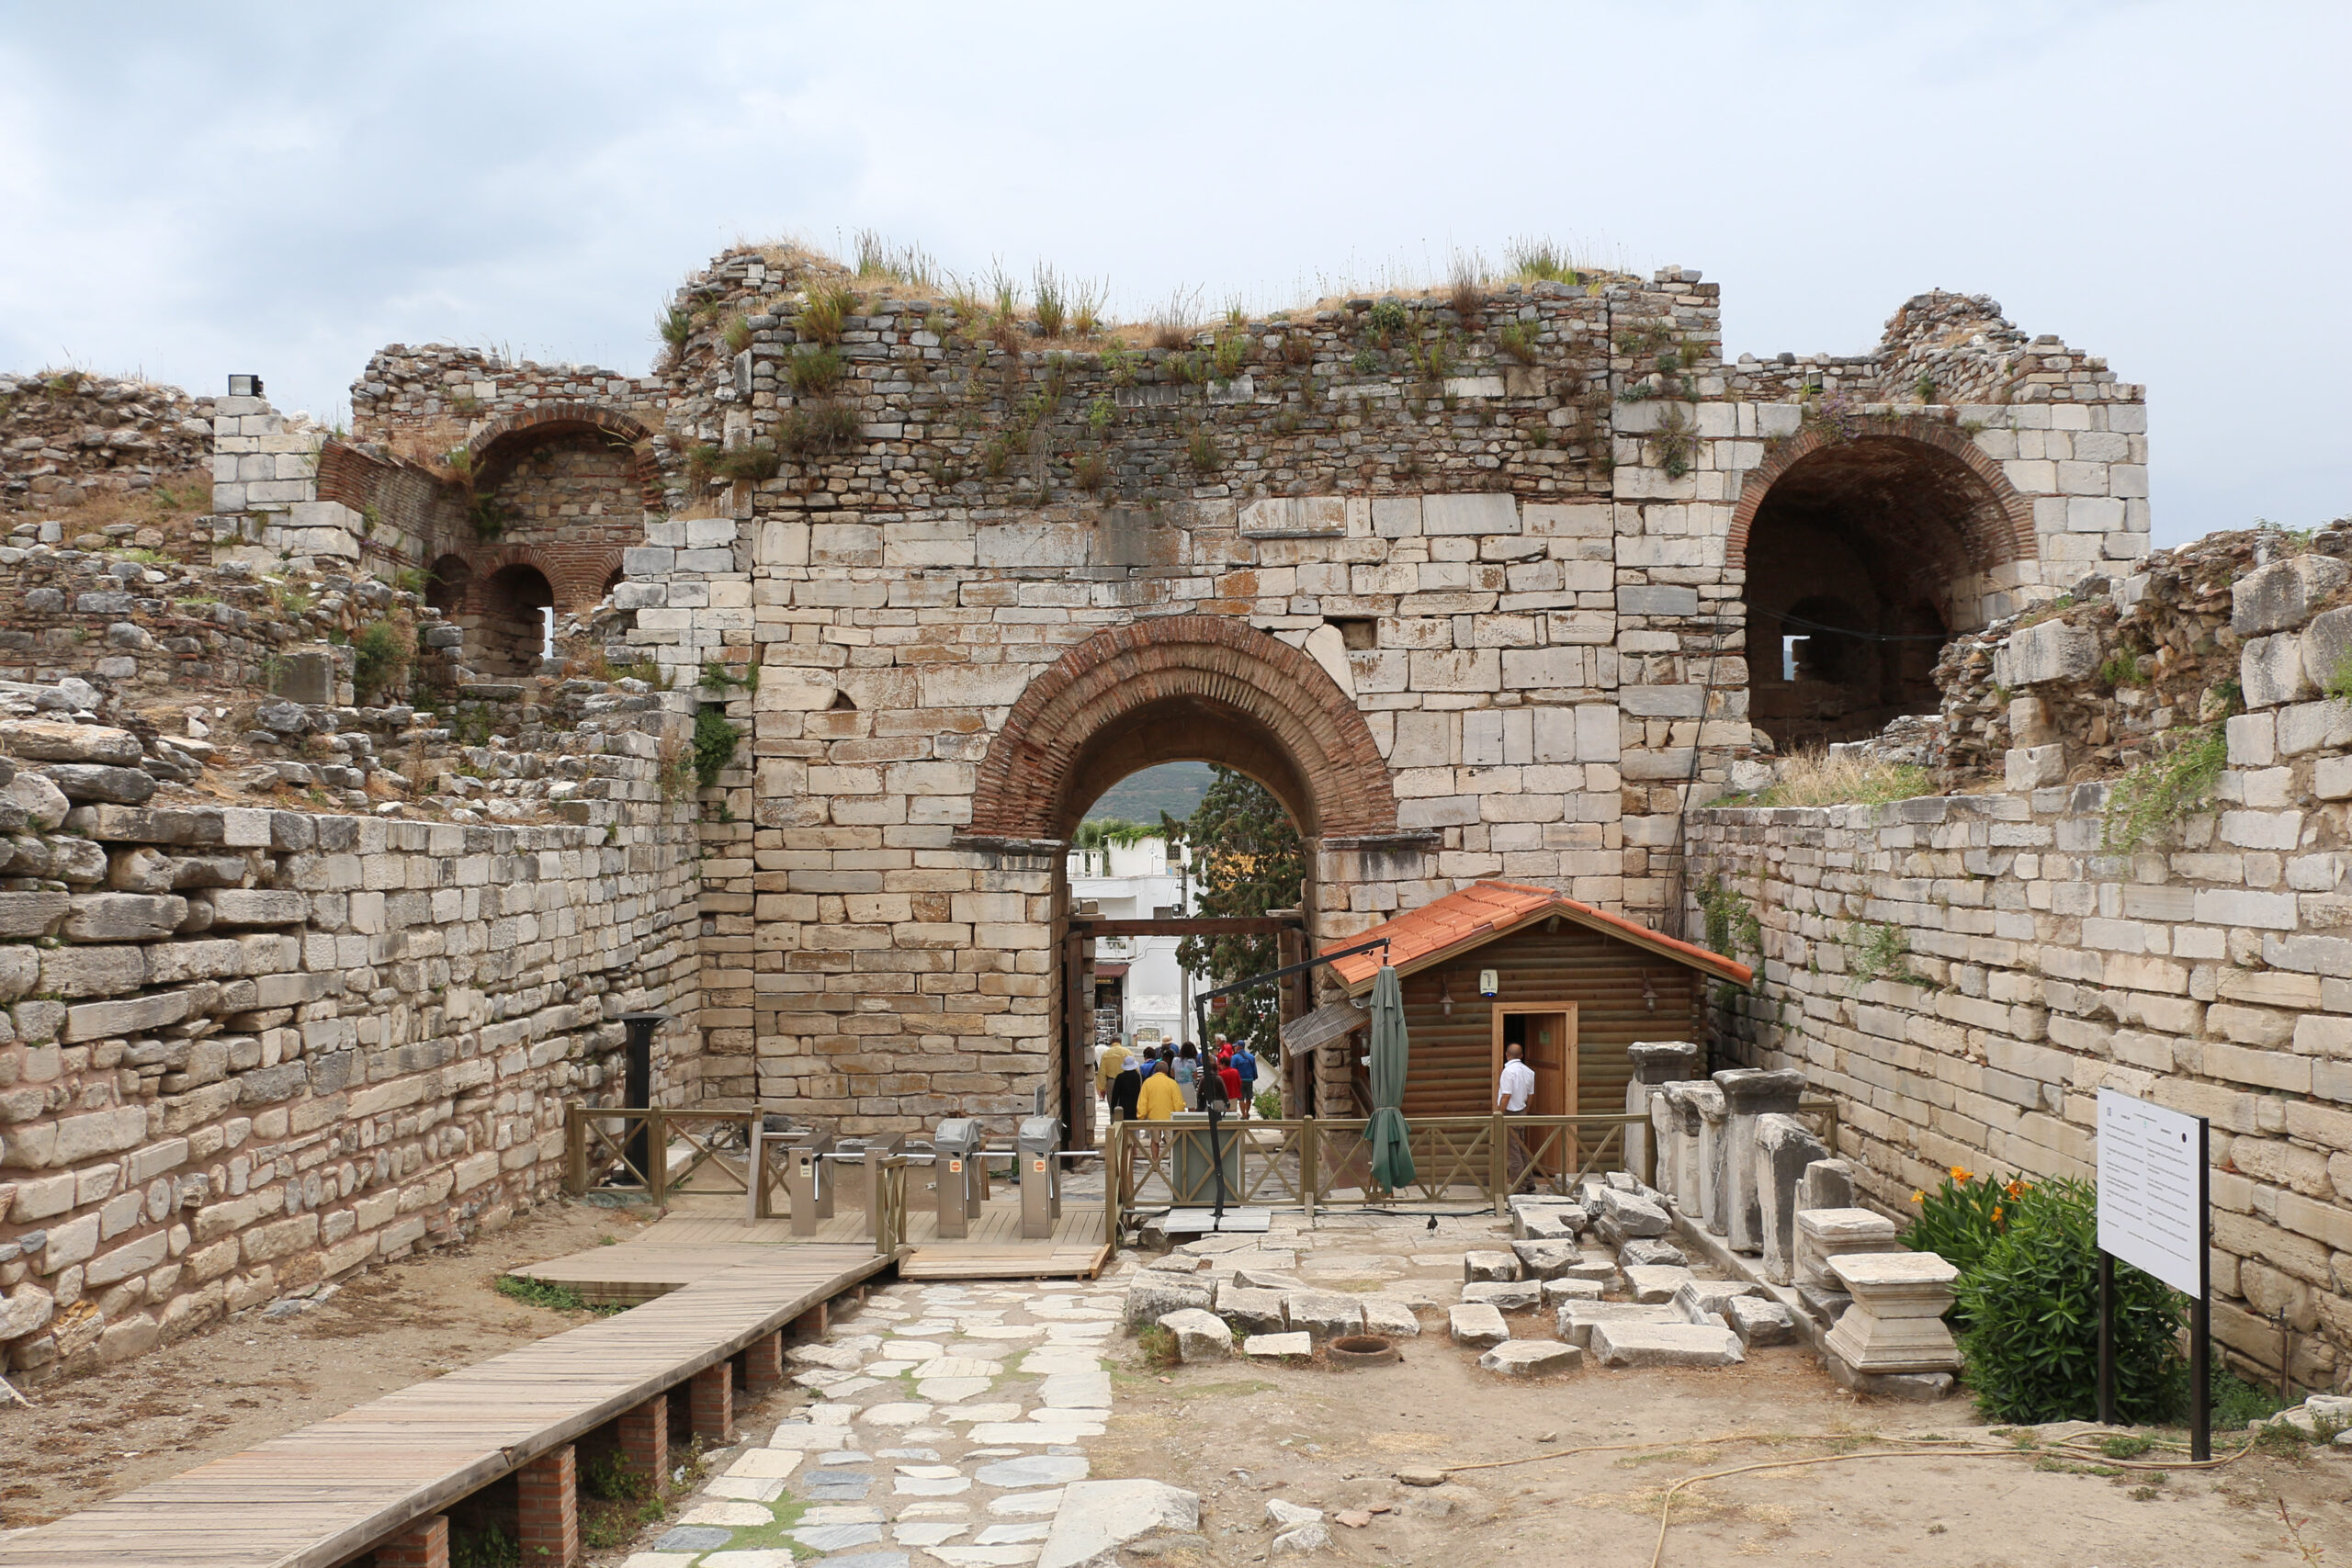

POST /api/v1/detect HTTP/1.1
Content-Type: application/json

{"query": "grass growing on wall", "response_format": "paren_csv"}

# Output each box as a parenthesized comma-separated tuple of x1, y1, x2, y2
(2101, 724, 2226, 852)
(1731, 747, 1931, 808)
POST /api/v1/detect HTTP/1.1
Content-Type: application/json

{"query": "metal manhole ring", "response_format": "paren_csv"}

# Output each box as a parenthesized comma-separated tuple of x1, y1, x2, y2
(1328, 1334, 1400, 1368)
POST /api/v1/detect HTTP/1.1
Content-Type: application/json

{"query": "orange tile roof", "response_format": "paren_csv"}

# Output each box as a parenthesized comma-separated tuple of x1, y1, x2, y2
(1324, 880, 1752, 992)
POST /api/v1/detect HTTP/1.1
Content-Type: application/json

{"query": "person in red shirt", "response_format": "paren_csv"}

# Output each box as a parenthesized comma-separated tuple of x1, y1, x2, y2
(1217, 1056, 1244, 1107)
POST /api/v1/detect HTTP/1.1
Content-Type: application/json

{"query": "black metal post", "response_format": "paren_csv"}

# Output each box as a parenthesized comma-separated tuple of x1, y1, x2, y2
(2097, 1251, 2115, 1426)
(1191, 935, 1390, 1115)
(621, 1012, 661, 1179)
(1205, 1102, 1228, 1226)
(2192, 1115, 2211, 1461)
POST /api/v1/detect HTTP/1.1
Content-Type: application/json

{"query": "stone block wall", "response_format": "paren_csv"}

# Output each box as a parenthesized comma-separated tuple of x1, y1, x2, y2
(0, 780, 704, 1384)
(1688, 636, 2352, 1389)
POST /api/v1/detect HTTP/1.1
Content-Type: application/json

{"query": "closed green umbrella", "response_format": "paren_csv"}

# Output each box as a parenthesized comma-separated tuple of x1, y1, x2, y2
(1366, 964, 1416, 1192)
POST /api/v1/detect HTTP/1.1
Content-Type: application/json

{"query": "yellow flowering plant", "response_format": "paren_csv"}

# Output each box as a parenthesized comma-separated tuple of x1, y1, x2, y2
(1903, 1165, 2029, 1323)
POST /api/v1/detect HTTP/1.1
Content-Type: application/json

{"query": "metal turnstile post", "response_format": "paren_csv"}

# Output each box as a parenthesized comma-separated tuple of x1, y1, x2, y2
(782, 1127, 835, 1235)
(1017, 1114, 1062, 1239)
(934, 1118, 984, 1238)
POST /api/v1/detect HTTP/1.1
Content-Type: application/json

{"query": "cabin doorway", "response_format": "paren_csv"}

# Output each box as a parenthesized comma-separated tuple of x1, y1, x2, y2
(1493, 1003, 1577, 1179)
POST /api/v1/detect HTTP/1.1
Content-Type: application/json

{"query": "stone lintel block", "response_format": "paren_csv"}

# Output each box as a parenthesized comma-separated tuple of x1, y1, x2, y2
(1588, 1320, 1745, 1369)
(1479, 1339, 1582, 1377)
(1447, 1302, 1509, 1348)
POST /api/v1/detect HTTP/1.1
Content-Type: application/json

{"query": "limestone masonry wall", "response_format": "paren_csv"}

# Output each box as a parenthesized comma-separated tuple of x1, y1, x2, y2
(0, 780, 704, 1386)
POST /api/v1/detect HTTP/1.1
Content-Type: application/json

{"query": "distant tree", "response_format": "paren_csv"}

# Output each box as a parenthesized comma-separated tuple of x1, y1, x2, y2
(1175, 767, 1305, 1060)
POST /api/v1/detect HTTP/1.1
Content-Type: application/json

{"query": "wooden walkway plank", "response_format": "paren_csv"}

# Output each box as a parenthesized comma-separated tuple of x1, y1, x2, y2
(0, 1245, 888, 1568)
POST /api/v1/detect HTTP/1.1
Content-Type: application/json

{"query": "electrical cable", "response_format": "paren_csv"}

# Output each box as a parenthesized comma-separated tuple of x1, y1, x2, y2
(1425, 1424, 2256, 1568)
(1770, 609, 1953, 643)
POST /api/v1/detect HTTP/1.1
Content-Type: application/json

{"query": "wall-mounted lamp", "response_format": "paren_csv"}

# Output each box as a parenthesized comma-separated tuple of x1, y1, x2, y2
(1439, 973, 1453, 1015)
(227, 374, 264, 399)
(1643, 975, 1657, 1012)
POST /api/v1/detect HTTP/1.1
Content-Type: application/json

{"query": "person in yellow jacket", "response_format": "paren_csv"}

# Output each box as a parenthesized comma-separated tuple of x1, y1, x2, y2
(1136, 1058, 1187, 1121)
(1095, 1037, 1129, 1096)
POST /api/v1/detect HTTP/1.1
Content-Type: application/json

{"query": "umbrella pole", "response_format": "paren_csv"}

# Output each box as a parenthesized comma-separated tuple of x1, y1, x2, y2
(1206, 1101, 1227, 1227)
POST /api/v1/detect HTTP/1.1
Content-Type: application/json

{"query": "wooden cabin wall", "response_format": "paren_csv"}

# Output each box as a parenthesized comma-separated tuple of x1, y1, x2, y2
(1394, 921, 1705, 1118)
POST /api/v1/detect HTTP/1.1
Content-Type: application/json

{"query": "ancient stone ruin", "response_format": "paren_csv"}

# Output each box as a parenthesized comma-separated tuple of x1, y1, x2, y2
(13, 235, 2345, 1408)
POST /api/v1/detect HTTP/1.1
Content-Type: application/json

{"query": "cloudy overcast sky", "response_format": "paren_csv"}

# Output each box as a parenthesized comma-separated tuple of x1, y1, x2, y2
(2, 1, 2342, 545)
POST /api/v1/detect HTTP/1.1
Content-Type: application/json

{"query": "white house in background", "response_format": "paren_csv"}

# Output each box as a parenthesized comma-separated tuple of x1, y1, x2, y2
(1067, 835, 1204, 1050)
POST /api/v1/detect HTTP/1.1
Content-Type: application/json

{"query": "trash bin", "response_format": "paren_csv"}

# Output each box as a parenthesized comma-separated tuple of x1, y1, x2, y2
(1017, 1114, 1062, 1238)
(1170, 1111, 1242, 1208)
(934, 1118, 985, 1238)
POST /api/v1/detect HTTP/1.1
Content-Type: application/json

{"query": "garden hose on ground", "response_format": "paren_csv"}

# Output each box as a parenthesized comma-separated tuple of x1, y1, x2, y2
(1430, 1426, 2258, 1568)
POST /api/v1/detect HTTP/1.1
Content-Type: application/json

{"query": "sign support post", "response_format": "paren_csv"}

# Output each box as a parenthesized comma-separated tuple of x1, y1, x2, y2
(2095, 1089, 2211, 1460)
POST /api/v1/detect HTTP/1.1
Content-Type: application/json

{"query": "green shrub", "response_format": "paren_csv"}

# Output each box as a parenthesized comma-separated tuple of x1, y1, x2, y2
(711, 444, 780, 483)
(494, 1274, 598, 1314)
(1495, 321, 1540, 362)
(1253, 1088, 1282, 1120)
(351, 614, 416, 705)
(582, 1449, 650, 1502)
(1904, 1166, 2022, 1318)
(797, 283, 857, 345)
(1956, 1177, 2186, 1425)
(1363, 300, 1409, 347)
(2102, 724, 2226, 852)
(692, 705, 741, 788)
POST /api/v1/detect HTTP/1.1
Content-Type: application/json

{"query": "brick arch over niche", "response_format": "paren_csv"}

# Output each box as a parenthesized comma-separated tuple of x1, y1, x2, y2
(967, 615, 1399, 842)
(1727, 415, 2035, 572)
(1735, 417, 2034, 748)
(465, 402, 664, 511)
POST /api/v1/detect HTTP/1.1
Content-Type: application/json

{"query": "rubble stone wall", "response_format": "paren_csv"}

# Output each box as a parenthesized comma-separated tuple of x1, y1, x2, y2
(0, 779, 705, 1385)
(0, 371, 215, 515)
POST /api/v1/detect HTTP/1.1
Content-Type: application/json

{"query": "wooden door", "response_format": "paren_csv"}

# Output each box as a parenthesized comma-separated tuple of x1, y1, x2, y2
(1491, 1003, 1578, 1174)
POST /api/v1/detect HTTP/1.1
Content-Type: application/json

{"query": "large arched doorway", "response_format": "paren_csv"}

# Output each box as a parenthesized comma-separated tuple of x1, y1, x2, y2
(967, 615, 1403, 1137)
(1732, 422, 2033, 750)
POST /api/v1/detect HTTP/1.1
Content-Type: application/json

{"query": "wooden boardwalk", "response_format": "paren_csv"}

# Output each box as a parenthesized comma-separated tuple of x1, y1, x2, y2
(0, 1245, 887, 1568)
(516, 1195, 1109, 1304)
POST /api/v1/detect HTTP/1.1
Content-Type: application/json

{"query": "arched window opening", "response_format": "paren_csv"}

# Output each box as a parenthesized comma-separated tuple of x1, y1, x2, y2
(473, 563, 556, 677)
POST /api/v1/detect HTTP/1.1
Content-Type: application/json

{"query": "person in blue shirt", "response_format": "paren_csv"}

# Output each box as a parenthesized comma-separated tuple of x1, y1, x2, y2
(1229, 1043, 1259, 1117)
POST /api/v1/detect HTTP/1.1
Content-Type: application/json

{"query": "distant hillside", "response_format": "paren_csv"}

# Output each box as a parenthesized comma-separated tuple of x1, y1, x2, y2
(1080, 761, 1215, 828)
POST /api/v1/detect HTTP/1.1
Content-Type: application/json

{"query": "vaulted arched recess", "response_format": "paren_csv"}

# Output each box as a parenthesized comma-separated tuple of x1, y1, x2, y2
(1731, 416, 2036, 749)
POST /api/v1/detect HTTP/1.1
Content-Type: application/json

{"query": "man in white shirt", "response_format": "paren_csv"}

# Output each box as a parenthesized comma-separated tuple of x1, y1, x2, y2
(1496, 1043, 1538, 1192)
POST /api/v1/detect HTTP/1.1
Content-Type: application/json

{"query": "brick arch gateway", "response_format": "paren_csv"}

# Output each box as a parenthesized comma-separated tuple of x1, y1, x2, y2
(967, 615, 1401, 845)
(966, 615, 1412, 1137)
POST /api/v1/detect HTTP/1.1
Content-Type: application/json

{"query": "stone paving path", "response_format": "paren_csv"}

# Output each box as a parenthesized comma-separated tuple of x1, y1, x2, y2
(622, 1277, 1137, 1568)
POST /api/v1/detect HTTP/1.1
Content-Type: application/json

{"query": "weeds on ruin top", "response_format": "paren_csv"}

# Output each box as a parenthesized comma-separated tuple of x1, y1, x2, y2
(1732, 746, 1931, 808)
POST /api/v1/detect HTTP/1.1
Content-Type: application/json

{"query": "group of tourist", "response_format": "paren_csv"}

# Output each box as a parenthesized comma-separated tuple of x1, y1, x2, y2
(1095, 1035, 1262, 1123)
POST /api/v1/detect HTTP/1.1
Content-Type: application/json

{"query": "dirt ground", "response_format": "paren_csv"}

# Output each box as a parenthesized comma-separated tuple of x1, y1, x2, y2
(1094, 1331, 2352, 1568)
(0, 1197, 654, 1529)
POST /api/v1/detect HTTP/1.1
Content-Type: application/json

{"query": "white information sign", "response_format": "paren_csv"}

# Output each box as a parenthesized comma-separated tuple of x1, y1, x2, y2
(2096, 1088, 2207, 1297)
